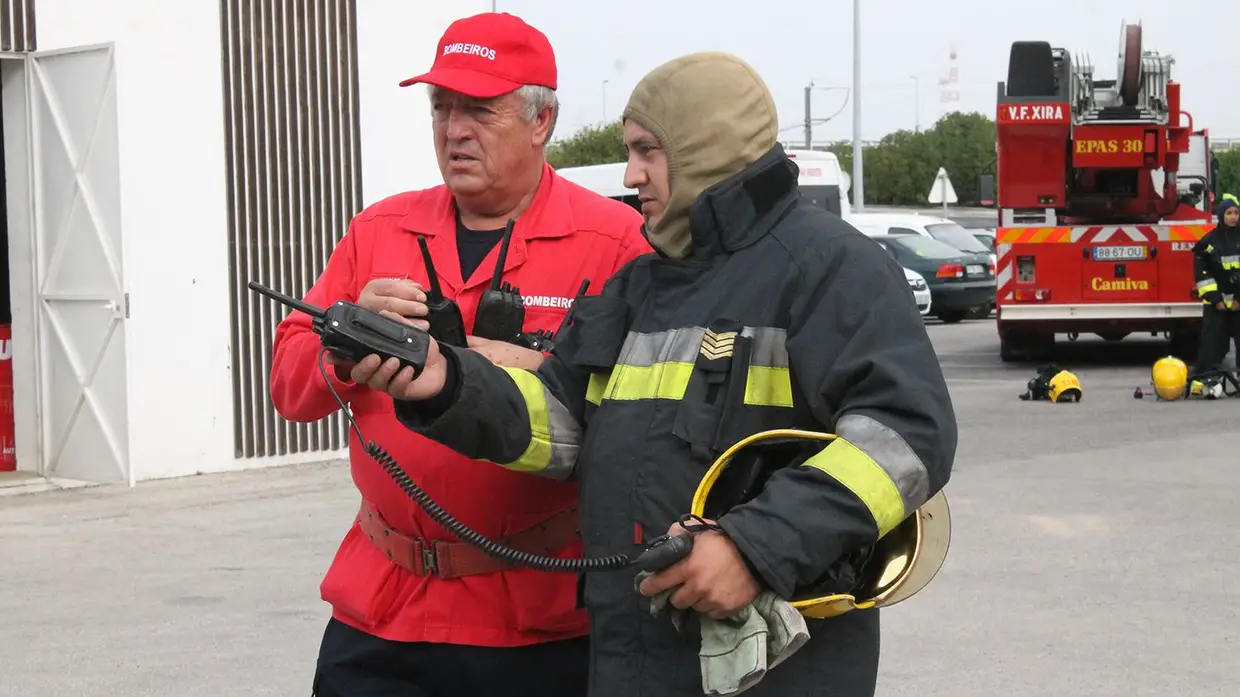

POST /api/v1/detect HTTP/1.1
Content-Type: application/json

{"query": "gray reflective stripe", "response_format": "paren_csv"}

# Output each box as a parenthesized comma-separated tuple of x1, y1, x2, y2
(617, 327, 705, 366)
(541, 385, 580, 479)
(836, 412, 930, 513)
(615, 326, 789, 368)
(1197, 278, 1218, 290)
(1223, 255, 1240, 269)
(741, 326, 789, 368)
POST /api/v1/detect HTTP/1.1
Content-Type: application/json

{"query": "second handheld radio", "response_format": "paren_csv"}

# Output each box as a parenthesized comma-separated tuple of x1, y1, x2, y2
(416, 235, 469, 347)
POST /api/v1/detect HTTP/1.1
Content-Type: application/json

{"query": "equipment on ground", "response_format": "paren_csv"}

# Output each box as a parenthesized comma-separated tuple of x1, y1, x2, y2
(1018, 364, 1083, 402)
(990, 23, 1217, 365)
(1143, 355, 1240, 399)
(690, 429, 951, 619)
(1150, 355, 1189, 399)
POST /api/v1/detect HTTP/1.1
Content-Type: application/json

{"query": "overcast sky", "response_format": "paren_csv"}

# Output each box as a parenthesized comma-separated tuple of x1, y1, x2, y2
(489, 0, 1235, 146)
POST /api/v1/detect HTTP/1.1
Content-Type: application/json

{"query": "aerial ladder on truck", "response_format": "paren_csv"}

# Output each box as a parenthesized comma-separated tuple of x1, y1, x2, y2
(989, 23, 1218, 363)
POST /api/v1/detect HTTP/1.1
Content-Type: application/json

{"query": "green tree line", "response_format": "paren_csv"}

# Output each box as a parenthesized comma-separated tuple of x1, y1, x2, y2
(547, 113, 1240, 207)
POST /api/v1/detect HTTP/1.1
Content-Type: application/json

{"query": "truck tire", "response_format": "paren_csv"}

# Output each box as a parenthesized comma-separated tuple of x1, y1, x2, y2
(937, 310, 969, 324)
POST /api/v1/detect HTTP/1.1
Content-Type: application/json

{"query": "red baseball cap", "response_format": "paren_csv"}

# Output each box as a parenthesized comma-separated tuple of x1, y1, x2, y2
(399, 12, 557, 98)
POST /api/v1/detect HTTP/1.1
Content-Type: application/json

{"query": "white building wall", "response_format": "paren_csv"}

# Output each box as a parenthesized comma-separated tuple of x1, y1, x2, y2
(355, 0, 487, 204)
(20, 0, 481, 482)
(34, 0, 234, 482)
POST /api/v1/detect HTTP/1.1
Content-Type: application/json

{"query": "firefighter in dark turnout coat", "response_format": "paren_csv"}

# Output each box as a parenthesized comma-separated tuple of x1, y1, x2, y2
(346, 52, 958, 697)
(1193, 197, 1240, 372)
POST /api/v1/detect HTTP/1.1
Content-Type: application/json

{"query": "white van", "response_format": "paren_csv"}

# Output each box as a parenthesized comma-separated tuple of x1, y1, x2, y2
(783, 149, 852, 222)
(554, 148, 852, 221)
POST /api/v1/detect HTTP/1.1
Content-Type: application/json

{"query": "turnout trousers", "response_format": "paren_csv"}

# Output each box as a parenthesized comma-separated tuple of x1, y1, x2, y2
(311, 618, 590, 697)
(1196, 304, 1240, 373)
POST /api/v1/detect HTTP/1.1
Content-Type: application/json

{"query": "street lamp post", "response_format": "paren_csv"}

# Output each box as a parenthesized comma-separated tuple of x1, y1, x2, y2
(851, 0, 864, 212)
(911, 75, 920, 132)
(602, 79, 609, 123)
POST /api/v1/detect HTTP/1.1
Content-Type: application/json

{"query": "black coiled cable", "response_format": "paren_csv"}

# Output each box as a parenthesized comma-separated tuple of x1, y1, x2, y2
(317, 349, 634, 573)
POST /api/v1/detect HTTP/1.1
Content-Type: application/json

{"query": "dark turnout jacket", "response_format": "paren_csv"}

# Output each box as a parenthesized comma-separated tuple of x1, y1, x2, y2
(394, 146, 958, 697)
(1194, 199, 1240, 307)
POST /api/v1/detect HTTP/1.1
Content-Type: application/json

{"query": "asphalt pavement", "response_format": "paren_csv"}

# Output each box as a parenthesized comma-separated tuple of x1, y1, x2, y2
(3, 318, 1238, 696)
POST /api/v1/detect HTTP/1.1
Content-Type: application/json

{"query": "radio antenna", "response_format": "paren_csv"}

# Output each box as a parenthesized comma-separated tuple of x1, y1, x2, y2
(490, 219, 517, 291)
(417, 235, 446, 301)
(248, 281, 325, 319)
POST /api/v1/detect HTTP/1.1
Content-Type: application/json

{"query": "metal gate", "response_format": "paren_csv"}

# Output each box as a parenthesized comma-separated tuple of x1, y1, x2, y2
(220, 0, 363, 459)
(28, 44, 129, 483)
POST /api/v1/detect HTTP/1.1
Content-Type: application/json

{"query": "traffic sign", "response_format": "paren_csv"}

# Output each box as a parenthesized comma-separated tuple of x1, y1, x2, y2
(928, 167, 958, 210)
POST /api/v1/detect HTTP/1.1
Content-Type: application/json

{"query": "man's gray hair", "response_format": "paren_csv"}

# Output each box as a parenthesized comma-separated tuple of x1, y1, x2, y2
(427, 84, 560, 142)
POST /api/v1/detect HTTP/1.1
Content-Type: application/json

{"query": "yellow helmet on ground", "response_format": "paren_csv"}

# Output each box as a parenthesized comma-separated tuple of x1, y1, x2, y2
(1151, 356, 1188, 400)
(690, 429, 950, 620)
(1047, 370, 1082, 403)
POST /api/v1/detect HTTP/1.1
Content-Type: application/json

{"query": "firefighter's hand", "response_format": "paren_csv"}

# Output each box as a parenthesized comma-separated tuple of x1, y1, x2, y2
(348, 311, 448, 400)
(466, 336, 546, 370)
(1217, 301, 1229, 311)
(637, 521, 761, 620)
(358, 278, 430, 331)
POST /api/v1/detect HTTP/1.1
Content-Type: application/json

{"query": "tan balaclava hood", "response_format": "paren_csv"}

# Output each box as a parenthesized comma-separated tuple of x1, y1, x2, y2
(622, 52, 780, 260)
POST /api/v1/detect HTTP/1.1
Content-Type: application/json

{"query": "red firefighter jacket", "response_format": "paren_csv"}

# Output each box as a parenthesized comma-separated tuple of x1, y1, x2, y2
(270, 162, 650, 646)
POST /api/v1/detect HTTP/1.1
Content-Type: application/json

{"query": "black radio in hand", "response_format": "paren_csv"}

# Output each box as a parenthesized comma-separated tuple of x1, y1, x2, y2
(247, 281, 431, 378)
(415, 235, 469, 347)
(473, 218, 528, 343)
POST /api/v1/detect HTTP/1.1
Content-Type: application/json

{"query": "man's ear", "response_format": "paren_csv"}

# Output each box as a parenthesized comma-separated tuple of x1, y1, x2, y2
(531, 106, 555, 147)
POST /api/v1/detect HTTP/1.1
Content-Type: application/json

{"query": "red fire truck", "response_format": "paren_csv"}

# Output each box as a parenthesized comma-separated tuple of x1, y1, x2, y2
(990, 24, 1218, 362)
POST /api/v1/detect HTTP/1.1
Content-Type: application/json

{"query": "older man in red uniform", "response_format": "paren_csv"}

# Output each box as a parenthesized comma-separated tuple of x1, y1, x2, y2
(269, 12, 650, 697)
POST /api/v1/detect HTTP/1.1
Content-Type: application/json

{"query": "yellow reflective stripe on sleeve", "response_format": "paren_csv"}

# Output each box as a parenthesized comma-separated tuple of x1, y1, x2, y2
(802, 438, 907, 536)
(803, 413, 934, 536)
(497, 367, 579, 479)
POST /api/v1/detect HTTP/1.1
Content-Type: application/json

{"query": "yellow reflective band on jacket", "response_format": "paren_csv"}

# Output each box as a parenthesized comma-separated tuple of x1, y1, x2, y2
(1223, 255, 1240, 270)
(496, 366, 580, 479)
(801, 413, 932, 537)
(1198, 278, 1218, 295)
(583, 325, 792, 407)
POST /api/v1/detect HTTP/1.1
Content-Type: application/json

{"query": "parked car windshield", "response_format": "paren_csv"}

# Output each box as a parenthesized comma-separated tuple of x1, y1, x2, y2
(926, 223, 991, 254)
(889, 235, 969, 259)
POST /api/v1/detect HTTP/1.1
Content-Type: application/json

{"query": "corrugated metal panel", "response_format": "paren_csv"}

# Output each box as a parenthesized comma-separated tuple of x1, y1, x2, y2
(0, 0, 37, 53)
(221, 0, 362, 459)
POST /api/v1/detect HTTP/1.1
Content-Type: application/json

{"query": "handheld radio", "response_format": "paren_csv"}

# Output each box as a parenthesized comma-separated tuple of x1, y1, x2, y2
(249, 280, 691, 576)
(415, 235, 469, 347)
(247, 281, 430, 376)
(472, 218, 528, 343)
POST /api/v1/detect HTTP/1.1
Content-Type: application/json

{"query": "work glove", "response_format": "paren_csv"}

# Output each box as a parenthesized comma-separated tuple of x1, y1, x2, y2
(697, 590, 810, 696)
(633, 572, 811, 697)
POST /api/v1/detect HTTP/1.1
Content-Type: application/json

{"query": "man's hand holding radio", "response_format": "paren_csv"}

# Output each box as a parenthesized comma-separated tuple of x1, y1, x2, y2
(348, 309, 449, 402)
(358, 278, 431, 330)
(324, 279, 431, 380)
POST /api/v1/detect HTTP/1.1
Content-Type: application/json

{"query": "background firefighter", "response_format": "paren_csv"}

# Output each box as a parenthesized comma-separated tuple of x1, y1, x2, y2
(1192, 198, 1240, 373)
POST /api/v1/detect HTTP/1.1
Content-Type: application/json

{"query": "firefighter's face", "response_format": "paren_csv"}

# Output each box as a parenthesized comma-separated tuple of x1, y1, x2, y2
(430, 86, 553, 205)
(622, 119, 669, 229)
(1226, 207, 1239, 226)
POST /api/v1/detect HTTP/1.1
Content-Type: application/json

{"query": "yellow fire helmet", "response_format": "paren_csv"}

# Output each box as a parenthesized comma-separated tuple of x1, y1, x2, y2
(1047, 370, 1083, 403)
(689, 429, 950, 620)
(1151, 356, 1188, 401)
